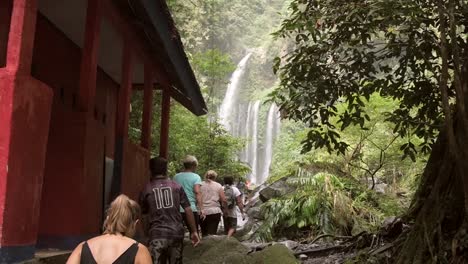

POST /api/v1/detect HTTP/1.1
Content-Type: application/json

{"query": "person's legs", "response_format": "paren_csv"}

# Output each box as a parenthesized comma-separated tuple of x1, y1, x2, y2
(206, 213, 221, 235)
(223, 216, 230, 235)
(200, 215, 208, 237)
(149, 239, 170, 264)
(182, 212, 200, 235)
(226, 217, 238, 237)
(167, 239, 184, 264)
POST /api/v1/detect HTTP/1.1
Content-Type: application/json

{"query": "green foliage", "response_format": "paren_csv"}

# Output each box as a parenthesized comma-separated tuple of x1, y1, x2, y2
(167, 104, 249, 179)
(258, 171, 405, 241)
(272, 0, 468, 158)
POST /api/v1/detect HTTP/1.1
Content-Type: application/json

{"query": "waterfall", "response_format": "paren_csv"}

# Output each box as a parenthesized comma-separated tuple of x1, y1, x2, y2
(249, 101, 261, 184)
(217, 52, 282, 185)
(241, 102, 252, 162)
(219, 53, 253, 132)
(259, 104, 280, 184)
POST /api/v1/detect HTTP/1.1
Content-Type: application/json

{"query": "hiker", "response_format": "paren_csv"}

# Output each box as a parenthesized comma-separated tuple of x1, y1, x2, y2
(199, 170, 227, 236)
(174, 155, 203, 234)
(223, 176, 245, 237)
(67, 195, 152, 264)
(139, 157, 200, 264)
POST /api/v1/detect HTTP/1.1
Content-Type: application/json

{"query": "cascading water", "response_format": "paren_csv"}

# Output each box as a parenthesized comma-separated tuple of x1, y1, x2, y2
(218, 52, 281, 186)
(219, 53, 253, 132)
(259, 104, 280, 184)
(248, 101, 261, 184)
(241, 102, 253, 162)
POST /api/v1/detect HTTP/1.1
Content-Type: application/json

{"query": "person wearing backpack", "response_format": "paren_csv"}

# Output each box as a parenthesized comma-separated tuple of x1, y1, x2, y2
(223, 176, 245, 237)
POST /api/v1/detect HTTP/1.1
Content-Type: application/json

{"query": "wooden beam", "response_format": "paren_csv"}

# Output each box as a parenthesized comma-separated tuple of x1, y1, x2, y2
(141, 62, 153, 149)
(78, 0, 103, 112)
(159, 88, 171, 159)
(6, 0, 37, 74)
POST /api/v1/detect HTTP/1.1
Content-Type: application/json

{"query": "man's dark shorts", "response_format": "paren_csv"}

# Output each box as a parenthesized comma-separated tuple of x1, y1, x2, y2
(149, 238, 183, 264)
(223, 216, 237, 233)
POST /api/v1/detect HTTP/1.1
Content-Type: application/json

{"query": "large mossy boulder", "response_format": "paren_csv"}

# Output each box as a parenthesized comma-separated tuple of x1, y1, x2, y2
(183, 236, 298, 264)
(250, 244, 298, 264)
(183, 236, 250, 264)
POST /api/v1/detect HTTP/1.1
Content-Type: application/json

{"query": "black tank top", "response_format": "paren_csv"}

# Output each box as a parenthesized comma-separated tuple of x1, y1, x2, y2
(80, 241, 139, 264)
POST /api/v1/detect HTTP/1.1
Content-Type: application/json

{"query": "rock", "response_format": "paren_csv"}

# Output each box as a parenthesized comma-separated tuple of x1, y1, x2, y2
(183, 236, 250, 264)
(184, 236, 299, 264)
(374, 183, 388, 194)
(381, 217, 403, 239)
(259, 178, 293, 203)
(273, 240, 299, 251)
(250, 244, 298, 264)
(242, 242, 270, 252)
(299, 254, 308, 260)
(239, 221, 263, 242)
(247, 207, 262, 220)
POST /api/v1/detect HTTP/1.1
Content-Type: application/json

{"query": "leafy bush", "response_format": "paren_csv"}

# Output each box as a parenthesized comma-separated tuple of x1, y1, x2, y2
(256, 171, 404, 241)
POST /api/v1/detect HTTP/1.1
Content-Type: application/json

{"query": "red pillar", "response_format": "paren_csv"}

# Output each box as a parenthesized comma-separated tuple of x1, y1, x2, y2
(111, 40, 133, 200)
(141, 63, 153, 149)
(159, 88, 171, 159)
(6, 0, 36, 73)
(0, 0, 53, 262)
(78, 0, 102, 112)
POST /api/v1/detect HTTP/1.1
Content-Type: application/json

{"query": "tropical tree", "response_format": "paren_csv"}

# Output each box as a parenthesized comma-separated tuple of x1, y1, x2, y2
(272, 0, 468, 262)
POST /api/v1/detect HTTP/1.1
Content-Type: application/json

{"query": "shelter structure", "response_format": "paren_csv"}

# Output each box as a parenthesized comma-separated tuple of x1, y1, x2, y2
(0, 0, 207, 262)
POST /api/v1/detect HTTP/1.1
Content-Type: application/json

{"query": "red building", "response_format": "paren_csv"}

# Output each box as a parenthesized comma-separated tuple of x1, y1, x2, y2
(0, 0, 207, 262)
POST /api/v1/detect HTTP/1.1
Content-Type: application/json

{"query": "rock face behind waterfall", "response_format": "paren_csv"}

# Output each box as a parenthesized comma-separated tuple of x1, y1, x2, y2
(183, 236, 298, 264)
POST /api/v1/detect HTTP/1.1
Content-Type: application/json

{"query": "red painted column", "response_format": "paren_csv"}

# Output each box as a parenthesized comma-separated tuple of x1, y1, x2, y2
(78, 0, 102, 112)
(6, 0, 36, 73)
(111, 40, 133, 200)
(159, 88, 171, 159)
(0, 0, 53, 262)
(141, 63, 153, 149)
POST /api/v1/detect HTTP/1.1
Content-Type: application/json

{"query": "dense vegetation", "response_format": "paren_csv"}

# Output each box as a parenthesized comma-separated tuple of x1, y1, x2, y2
(129, 0, 468, 262)
(272, 0, 468, 262)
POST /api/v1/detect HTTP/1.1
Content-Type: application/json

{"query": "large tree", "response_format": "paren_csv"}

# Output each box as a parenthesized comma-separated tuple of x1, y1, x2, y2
(273, 0, 468, 262)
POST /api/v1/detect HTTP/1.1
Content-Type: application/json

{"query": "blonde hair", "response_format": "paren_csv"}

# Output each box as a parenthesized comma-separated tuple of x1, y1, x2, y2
(103, 194, 141, 236)
(205, 170, 218, 180)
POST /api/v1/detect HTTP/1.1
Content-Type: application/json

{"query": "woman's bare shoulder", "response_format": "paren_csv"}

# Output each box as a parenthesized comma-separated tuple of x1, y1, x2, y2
(136, 244, 152, 264)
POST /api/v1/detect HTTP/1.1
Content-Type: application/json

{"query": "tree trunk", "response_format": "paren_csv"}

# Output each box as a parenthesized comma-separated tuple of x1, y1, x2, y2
(396, 126, 468, 263)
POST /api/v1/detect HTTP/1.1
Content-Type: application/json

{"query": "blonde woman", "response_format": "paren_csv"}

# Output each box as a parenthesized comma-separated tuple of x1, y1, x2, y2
(67, 194, 152, 264)
(199, 170, 227, 236)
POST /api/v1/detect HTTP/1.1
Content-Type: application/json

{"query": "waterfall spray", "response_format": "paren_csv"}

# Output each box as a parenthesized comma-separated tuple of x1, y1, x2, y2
(219, 53, 253, 132)
(259, 104, 280, 184)
(249, 101, 261, 184)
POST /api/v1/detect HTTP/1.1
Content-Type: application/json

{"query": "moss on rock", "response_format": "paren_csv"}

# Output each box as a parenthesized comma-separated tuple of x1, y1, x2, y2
(250, 244, 298, 264)
(183, 236, 298, 264)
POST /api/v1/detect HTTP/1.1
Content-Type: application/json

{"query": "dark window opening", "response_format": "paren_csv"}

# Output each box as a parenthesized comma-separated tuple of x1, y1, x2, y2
(59, 87, 65, 103)
(72, 93, 77, 109)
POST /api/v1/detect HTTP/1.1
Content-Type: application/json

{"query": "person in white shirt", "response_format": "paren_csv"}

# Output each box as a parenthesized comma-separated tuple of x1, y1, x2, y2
(200, 170, 227, 236)
(223, 176, 245, 237)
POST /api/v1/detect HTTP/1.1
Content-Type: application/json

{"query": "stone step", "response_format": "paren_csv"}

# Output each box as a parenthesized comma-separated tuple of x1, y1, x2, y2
(20, 250, 71, 264)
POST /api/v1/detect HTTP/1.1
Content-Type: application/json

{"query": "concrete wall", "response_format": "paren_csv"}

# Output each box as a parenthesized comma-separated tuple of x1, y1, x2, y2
(0, 71, 53, 262)
(32, 13, 119, 247)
